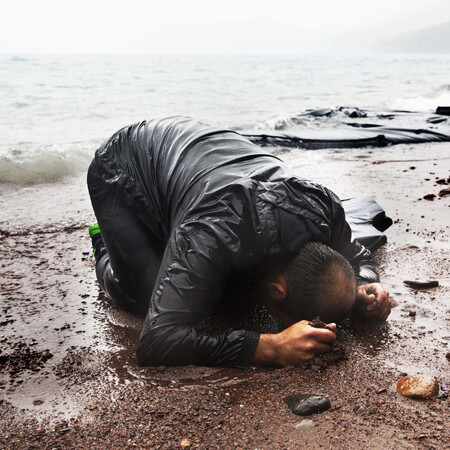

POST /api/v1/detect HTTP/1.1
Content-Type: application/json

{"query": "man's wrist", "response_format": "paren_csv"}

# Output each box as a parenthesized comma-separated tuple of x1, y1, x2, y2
(253, 333, 282, 366)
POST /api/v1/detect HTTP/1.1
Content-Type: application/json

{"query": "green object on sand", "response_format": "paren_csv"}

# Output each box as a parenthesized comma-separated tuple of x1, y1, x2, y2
(89, 223, 103, 257)
(89, 223, 101, 238)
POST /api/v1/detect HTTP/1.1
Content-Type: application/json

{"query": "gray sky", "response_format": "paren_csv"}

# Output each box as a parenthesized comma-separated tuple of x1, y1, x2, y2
(1, 0, 449, 54)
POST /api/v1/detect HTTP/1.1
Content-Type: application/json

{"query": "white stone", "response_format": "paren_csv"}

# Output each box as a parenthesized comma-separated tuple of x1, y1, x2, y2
(294, 419, 314, 428)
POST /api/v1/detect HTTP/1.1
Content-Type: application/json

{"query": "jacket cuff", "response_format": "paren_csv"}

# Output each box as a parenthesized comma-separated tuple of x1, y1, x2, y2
(356, 267, 380, 286)
(234, 331, 260, 369)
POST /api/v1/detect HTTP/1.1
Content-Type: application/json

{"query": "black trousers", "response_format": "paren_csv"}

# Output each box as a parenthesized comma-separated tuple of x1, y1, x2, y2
(87, 160, 164, 316)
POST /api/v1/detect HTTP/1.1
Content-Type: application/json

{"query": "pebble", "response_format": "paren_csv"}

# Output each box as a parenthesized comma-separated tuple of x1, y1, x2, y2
(353, 406, 366, 415)
(403, 279, 439, 289)
(438, 187, 450, 197)
(446, 351, 450, 360)
(294, 419, 314, 428)
(284, 394, 331, 416)
(396, 375, 439, 399)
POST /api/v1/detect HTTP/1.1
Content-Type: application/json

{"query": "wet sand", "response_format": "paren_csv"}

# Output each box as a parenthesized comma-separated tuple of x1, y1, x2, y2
(0, 143, 449, 449)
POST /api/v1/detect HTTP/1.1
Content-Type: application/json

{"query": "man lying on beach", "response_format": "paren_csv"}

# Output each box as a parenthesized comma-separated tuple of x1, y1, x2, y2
(87, 116, 391, 369)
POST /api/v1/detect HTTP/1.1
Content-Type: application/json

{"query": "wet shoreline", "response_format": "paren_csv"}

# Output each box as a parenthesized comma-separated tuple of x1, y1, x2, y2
(1, 142, 449, 448)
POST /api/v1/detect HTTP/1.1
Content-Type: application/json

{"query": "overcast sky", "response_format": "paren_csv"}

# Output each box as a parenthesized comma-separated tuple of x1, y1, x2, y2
(1, 0, 449, 54)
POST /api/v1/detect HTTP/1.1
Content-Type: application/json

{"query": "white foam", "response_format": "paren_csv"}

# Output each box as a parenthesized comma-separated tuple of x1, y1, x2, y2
(0, 141, 97, 185)
(389, 84, 450, 112)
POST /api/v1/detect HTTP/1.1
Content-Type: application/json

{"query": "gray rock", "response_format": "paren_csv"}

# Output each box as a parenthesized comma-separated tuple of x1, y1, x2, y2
(403, 279, 439, 289)
(353, 406, 366, 414)
(284, 394, 331, 416)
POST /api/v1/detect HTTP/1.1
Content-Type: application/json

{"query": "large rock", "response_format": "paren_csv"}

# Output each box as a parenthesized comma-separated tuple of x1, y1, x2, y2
(284, 394, 331, 416)
(396, 375, 439, 399)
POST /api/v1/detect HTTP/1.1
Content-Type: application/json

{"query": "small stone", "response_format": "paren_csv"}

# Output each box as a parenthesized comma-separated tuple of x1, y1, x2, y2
(284, 394, 331, 416)
(408, 311, 416, 317)
(353, 406, 366, 414)
(180, 438, 191, 448)
(396, 375, 439, 399)
(403, 279, 439, 289)
(446, 351, 450, 360)
(33, 399, 44, 406)
(294, 419, 314, 428)
(438, 187, 450, 197)
(423, 193, 436, 200)
(376, 388, 386, 394)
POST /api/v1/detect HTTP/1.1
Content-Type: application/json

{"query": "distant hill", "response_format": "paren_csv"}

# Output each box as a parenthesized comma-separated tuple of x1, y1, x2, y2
(374, 21, 450, 53)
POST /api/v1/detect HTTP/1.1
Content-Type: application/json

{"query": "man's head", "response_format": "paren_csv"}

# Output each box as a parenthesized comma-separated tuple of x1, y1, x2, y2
(262, 242, 357, 324)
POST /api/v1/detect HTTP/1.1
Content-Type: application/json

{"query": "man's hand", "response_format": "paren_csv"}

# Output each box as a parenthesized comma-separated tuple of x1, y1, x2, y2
(354, 282, 391, 321)
(253, 320, 336, 366)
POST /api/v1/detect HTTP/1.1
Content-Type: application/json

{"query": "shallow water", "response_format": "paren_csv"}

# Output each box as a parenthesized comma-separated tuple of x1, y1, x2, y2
(1, 53, 450, 185)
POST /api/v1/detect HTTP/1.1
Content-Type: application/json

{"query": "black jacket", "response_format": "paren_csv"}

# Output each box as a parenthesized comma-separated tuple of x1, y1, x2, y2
(94, 116, 379, 368)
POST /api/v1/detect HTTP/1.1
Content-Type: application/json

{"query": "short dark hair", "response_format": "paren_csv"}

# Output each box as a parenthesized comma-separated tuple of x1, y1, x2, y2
(284, 242, 356, 322)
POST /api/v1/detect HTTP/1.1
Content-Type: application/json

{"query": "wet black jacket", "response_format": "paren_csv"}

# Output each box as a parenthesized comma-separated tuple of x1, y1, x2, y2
(94, 116, 378, 369)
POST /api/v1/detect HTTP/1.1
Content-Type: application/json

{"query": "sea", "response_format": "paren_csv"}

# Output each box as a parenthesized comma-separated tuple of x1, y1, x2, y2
(1, 53, 450, 185)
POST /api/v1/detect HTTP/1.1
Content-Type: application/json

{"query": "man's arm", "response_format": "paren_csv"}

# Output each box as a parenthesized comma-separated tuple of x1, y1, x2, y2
(330, 201, 391, 320)
(136, 222, 260, 368)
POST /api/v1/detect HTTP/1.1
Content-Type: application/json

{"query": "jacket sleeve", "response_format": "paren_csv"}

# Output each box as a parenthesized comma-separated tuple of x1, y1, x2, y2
(136, 222, 260, 368)
(329, 201, 380, 285)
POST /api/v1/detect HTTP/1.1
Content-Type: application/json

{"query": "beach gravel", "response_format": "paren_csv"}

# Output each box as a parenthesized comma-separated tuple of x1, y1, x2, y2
(0, 143, 449, 448)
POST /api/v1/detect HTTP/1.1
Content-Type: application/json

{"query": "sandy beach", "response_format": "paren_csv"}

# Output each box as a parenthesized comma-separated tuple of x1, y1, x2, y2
(0, 141, 449, 449)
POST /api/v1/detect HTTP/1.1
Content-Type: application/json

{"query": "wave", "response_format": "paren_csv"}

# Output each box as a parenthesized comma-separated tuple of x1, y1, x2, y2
(0, 141, 97, 185)
(9, 56, 28, 62)
(389, 84, 450, 112)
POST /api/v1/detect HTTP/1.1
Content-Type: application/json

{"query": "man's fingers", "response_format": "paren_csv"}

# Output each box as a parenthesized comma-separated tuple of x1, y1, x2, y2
(366, 302, 379, 312)
(313, 342, 333, 354)
(360, 296, 377, 306)
(380, 300, 392, 320)
(368, 299, 392, 321)
(308, 327, 336, 343)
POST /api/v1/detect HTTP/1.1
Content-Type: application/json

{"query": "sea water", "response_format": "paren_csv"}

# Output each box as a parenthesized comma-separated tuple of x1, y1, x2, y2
(1, 53, 450, 184)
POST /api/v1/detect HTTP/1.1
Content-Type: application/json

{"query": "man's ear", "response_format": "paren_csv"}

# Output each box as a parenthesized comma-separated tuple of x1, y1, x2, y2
(267, 275, 287, 303)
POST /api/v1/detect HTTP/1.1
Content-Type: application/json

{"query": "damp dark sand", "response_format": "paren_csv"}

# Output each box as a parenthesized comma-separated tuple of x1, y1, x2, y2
(0, 143, 449, 449)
